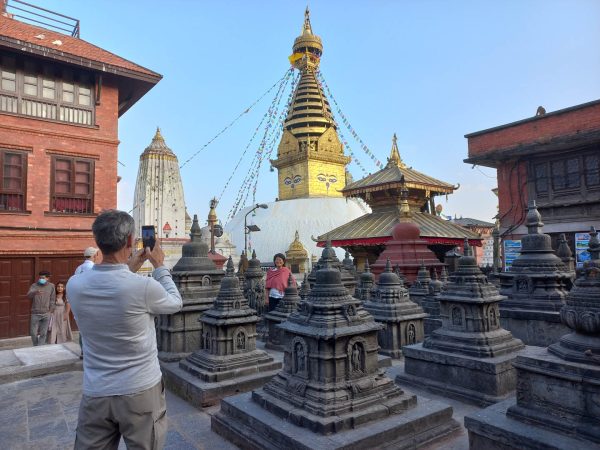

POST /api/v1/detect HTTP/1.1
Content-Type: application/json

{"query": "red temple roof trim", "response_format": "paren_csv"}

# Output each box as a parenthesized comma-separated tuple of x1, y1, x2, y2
(317, 236, 482, 248)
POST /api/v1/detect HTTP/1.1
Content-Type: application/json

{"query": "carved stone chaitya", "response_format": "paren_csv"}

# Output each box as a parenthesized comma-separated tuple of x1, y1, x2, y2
(298, 272, 310, 301)
(307, 240, 356, 295)
(363, 259, 426, 358)
(243, 250, 266, 315)
(498, 201, 572, 346)
(158, 214, 224, 361)
(398, 240, 526, 405)
(162, 256, 281, 407)
(465, 227, 600, 449)
(407, 261, 431, 306)
(264, 273, 301, 350)
(556, 233, 576, 289)
(213, 243, 458, 449)
(421, 269, 444, 336)
(355, 259, 374, 302)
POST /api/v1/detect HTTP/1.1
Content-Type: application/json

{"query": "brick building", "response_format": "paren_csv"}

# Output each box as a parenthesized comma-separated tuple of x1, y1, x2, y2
(0, 3, 161, 338)
(464, 100, 600, 268)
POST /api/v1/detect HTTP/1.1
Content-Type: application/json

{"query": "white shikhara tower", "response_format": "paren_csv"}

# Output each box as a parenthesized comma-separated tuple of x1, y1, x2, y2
(133, 128, 187, 240)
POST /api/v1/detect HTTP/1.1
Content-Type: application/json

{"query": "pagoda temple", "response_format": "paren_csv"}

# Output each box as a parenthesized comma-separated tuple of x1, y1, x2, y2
(224, 9, 368, 260)
(318, 134, 481, 268)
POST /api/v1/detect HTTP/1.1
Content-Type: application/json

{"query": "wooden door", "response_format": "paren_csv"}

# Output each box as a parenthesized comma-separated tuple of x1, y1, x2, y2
(0, 257, 35, 338)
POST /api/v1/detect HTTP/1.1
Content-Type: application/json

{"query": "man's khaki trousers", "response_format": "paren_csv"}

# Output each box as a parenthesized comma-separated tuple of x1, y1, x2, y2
(74, 380, 167, 450)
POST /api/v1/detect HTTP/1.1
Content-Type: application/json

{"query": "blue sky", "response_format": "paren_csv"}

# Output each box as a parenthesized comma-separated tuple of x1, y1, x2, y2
(27, 0, 600, 224)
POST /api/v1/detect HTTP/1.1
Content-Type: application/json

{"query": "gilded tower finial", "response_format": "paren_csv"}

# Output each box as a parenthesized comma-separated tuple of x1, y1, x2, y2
(387, 133, 406, 169)
(399, 187, 412, 222)
(303, 6, 313, 35)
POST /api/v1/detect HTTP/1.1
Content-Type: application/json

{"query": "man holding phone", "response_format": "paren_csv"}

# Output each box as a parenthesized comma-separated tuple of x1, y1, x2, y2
(68, 210, 182, 449)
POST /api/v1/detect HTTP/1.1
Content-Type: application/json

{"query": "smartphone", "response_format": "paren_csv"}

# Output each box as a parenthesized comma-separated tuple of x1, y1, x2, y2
(141, 225, 156, 251)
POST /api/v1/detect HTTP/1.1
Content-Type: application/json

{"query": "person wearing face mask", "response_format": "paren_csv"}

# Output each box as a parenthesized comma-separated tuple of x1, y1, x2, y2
(26, 270, 56, 346)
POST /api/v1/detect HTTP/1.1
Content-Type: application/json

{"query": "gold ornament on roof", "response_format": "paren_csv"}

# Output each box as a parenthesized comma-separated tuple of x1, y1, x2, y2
(387, 133, 407, 169)
(287, 230, 308, 257)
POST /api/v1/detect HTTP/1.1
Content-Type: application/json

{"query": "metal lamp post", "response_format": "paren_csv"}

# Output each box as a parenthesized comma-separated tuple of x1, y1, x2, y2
(244, 203, 268, 255)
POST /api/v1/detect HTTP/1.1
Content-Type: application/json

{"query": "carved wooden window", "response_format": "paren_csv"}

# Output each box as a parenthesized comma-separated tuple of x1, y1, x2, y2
(0, 150, 26, 212)
(0, 54, 94, 126)
(533, 163, 548, 196)
(50, 156, 94, 214)
(585, 154, 600, 187)
(551, 158, 580, 191)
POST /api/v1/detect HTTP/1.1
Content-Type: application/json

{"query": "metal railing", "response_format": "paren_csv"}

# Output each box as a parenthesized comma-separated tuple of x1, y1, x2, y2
(5, 0, 80, 38)
(51, 196, 92, 214)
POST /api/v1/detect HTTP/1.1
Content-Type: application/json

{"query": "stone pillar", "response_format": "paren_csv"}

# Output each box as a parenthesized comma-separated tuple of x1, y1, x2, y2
(264, 274, 301, 350)
(161, 256, 281, 407)
(212, 243, 459, 449)
(397, 240, 526, 406)
(498, 201, 572, 346)
(157, 214, 224, 362)
(364, 259, 426, 358)
(465, 227, 600, 449)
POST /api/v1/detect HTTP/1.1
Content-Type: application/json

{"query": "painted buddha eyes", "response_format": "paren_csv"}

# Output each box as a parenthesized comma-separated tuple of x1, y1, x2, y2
(317, 174, 337, 184)
(285, 175, 303, 186)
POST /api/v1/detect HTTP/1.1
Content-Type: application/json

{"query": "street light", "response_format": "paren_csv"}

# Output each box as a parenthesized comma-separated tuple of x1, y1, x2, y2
(244, 203, 268, 255)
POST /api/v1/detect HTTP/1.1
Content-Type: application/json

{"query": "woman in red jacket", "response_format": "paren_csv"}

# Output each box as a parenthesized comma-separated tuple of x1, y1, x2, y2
(265, 253, 296, 312)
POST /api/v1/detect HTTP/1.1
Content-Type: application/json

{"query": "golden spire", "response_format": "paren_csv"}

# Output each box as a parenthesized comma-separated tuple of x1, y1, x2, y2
(387, 133, 407, 169)
(207, 197, 218, 226)
(302, 6, 313, 35)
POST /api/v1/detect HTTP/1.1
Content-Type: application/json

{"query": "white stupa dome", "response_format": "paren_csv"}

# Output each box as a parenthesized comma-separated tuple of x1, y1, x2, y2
(225, 197, 370, 262)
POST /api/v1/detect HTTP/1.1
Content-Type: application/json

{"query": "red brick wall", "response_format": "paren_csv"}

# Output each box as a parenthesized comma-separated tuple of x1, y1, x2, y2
(468, 101, 600, 157)
(0, 76, 120, 253)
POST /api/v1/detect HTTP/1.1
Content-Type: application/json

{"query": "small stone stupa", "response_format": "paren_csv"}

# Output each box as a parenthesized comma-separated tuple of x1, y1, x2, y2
(307, 240, 357, 295)
(264, 273, 301, 350)
(499, 201, 572, 346)
(408, 261, 432, 306)
(213, 243, 459, 449)
(398, 240, 526, 405)
(556, 232, 576, 289)
(158, 214, 224, 361)
(355, 259, 375, 302)
(466, 227, 600, 449)
(363, 258, 427, 358)
(243, 250, 266, 315)
(421, 269, 445, 336)
(162, 257, 281, 407)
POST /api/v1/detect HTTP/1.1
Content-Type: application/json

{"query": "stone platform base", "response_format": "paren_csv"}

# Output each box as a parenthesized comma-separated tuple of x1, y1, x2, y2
(424, 317, 442, 336)
(465, 399, 597, 450)
(500, 308, 570, 347)
(377, 354, 392, 367)
(161, 361, 280, 408)
(398, 343, 533, 406)
(212, 391, 459, 450)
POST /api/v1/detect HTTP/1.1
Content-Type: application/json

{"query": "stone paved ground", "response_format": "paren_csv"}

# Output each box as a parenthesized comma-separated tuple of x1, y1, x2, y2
(0, 363, 483, 450)
(0, 371, 237, 450)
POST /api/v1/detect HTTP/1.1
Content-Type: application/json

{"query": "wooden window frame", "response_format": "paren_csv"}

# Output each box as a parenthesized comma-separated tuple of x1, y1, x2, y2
(50, 155, 94, 215)
(0, 54, 95, 126)
(0, 149, 27, 212)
